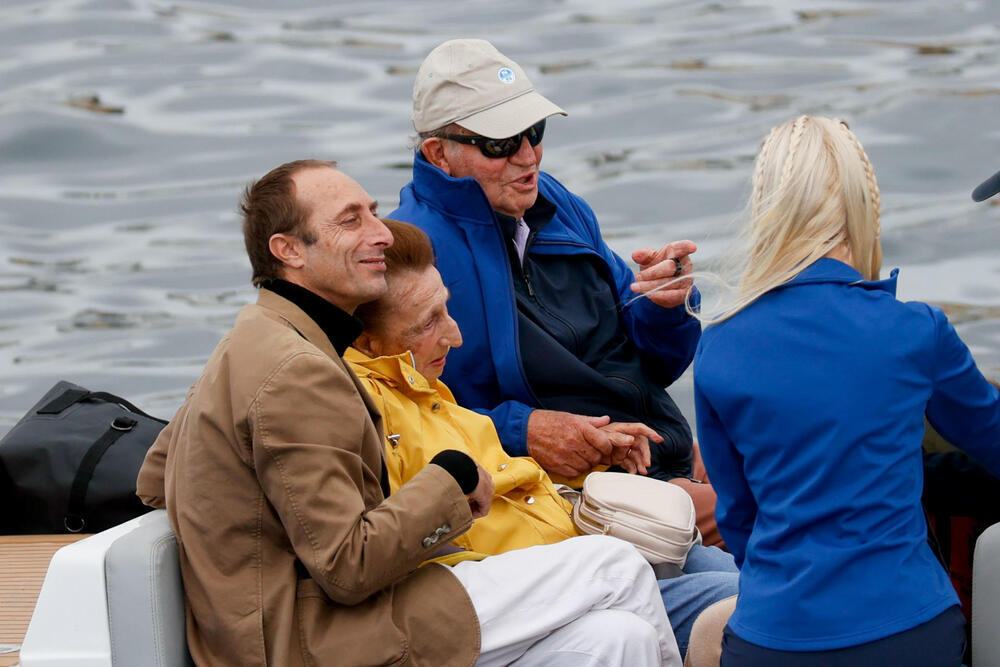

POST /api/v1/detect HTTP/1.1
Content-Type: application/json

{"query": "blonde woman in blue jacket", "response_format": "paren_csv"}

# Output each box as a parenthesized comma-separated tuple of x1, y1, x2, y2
(693, 116, 1000, 666)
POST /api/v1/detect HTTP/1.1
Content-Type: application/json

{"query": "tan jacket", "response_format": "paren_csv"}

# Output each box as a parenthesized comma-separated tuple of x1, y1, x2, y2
(137, 289, 480, 666)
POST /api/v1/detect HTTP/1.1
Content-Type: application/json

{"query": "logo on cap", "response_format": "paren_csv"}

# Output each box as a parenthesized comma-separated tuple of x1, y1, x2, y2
(498, 67, 515, 84)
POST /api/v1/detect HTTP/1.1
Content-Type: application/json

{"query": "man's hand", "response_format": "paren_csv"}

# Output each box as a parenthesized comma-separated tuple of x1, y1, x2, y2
(600, 422, 662, 475)
(467, 463, 494, 519)
(526, 410, 635, 478)
(630, 240, 697, 309)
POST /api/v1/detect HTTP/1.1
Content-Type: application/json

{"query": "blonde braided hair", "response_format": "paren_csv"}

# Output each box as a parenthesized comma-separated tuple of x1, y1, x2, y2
(751, 125, 781, 220)
(778, 115, 808, 196)
(839, 120, 882, 279)
(694, 116, 883, 324)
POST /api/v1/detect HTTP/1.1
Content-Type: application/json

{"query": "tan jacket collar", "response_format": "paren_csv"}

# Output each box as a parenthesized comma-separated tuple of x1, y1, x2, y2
(258, 288, 340, 362)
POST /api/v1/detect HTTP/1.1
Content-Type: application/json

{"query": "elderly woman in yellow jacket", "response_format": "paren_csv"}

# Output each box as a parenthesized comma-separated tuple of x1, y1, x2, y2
(348, 219, 738, 658)
(348, 221, 600, 554)
(344, 347, 579, 553)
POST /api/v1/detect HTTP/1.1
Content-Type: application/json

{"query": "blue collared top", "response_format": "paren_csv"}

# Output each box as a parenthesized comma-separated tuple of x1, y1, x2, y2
(392, 151, 701, 458)
(695, 258, 1000, 651)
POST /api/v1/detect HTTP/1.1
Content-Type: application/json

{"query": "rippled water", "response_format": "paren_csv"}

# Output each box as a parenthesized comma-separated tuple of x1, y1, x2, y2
(2, 0, 1000, 433)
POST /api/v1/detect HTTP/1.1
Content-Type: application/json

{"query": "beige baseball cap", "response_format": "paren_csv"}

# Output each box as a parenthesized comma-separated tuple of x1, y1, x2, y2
(412, 39, 567, 139)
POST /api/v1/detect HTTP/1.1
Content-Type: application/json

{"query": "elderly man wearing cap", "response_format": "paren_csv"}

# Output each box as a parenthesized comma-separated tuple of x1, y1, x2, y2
(390, 39, 720, 543)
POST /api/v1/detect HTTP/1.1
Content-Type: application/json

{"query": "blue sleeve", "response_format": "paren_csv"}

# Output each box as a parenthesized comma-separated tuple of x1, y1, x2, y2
(475, 399, 535, 458)
(559, 190, 701, 383)
(924, 306, 1000, 476)
(694, 373, 755, 567)
(622, 287, 702, 383)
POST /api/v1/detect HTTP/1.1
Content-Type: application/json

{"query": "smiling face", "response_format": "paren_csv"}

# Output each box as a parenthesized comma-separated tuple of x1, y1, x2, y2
(279, 167, 393, 313)
(423, 127, 542, 220)
(360, 266, 463, 383)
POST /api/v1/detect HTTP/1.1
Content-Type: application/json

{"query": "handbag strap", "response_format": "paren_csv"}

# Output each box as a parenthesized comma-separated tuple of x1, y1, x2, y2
(651, 561, 684, 580)
(36, 388, 90, 414)
(63, 415, 137, 533)
(37, 388, 167, 424)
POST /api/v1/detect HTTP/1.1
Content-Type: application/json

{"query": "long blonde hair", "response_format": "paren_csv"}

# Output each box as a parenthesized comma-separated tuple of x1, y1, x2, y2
(696, 116, 882, 325)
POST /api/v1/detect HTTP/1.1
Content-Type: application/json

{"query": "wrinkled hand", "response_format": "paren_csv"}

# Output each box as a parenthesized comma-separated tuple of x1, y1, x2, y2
(630, 240, 697, 308)
(526, 410, 636, 478)
(467, 462, 494, 520)
(600, 422, 661, 475)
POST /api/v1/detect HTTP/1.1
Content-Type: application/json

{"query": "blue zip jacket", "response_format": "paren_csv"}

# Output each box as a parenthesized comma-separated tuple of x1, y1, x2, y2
(391, 153, 701, 456)
(695, 258, 1000, 650)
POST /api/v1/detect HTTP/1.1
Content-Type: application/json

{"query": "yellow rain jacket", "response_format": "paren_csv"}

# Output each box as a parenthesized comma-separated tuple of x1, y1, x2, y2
(346, 348, 580, 556)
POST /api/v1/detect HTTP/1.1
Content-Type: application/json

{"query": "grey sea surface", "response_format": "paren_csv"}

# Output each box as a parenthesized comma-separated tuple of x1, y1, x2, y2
(2, 0, 999, 434)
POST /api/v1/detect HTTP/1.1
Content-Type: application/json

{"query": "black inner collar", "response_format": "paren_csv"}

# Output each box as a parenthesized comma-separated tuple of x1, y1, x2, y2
(262, 279, 363, 356)
(494, 192, 557, 241)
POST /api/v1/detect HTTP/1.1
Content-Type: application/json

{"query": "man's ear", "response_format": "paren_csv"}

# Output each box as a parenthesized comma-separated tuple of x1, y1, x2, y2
(421, 138, 452, 175)
(268, 233, 307, 271)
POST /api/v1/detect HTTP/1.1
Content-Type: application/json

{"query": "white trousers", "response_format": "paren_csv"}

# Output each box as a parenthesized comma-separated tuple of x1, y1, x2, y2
(449, 534, 681, 667)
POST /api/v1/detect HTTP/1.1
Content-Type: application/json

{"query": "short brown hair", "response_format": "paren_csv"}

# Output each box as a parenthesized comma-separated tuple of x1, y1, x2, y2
(240, 159, 334, 286)
(354, 219, 435, 330)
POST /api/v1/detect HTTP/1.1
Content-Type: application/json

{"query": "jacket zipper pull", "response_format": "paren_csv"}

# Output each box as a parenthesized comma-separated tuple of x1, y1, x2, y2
(520, 259, 535, 298)
(523, 231, 537, 298)
(387, 434, 400, 449)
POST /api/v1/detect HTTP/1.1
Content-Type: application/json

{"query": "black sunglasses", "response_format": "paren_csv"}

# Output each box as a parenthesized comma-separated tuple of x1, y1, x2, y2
(439, 119, 546, 159)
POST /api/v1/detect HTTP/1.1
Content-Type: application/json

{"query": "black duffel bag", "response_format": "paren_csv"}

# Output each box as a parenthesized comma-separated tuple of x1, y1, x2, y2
(0, 380, 167, 534)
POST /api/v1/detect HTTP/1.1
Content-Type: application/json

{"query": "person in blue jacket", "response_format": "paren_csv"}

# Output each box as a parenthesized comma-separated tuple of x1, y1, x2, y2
(693, 115, 1000, 665)
(389, 38, 723, 544)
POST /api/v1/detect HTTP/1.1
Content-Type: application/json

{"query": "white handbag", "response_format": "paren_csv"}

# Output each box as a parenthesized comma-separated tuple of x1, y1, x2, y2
(561, 472, 702, 578)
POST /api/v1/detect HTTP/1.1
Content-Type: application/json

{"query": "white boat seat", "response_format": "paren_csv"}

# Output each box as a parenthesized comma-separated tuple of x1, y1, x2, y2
(974, 522, 1000, 666)
(106, 510, 192, 666)
(20, 510, 193, 666)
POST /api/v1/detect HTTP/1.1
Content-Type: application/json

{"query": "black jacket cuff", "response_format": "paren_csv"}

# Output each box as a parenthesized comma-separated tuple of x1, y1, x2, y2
(430, 450, 479, 495)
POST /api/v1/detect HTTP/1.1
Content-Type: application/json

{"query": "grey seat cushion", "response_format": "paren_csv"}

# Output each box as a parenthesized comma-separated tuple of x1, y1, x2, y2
(974, 522, 1000, 667)
(105, 510, 193, 667)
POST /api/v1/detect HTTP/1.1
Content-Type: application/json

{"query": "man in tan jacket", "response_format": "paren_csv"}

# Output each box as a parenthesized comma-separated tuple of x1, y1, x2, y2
(137, 159, 680, 666)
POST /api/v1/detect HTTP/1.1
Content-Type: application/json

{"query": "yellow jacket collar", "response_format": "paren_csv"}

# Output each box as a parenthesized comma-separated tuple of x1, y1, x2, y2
(345, 347, 441, 396)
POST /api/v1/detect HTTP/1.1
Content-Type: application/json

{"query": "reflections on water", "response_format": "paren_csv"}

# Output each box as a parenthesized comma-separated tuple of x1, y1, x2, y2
(2, 0, 999, 430)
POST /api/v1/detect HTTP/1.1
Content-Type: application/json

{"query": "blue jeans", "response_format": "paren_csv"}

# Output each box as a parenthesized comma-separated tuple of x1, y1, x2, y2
(658, 544, 739, 657)
(720, 604, 965, 667)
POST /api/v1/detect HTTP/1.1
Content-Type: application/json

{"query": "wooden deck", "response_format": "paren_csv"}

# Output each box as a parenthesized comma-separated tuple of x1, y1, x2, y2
(0, 535, 88, 667)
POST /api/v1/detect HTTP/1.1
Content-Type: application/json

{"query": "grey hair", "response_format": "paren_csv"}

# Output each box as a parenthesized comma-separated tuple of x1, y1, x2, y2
(408, 123, 464, 152)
